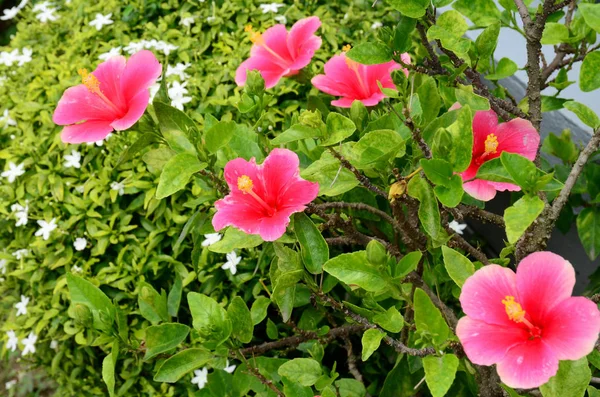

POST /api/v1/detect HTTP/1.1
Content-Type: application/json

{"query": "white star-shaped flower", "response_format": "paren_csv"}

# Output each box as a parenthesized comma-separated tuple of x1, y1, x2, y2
(35, 7, 58, 23)
(1, 109, 17, 126)
(98, 46, 122, 61)
(0, 259, 6, 274)
(17, 47, 32, 66)
(171, 95, 192, 110)
(50, 340, 58, 349)
(449, 220, 467, 235)
(21, 332, 37, 356)
(168, 80, 189, 98)
(259, 3, 285, 13)
(0, 50, 19, 67)
(32, 1, 51, 12)
(35, 218, 57, 240)
(73, 237, 87, 251)
(110, 181, 125, 196)
(12, 249, 29, 260)
(1, 162, 25, 183)
(206, 16, 216, 23)
(0, 7, 19, 21)
(166, 63, 191, 80)
(158, 42, 178, 56)
(89, 13, 113, 31)
(5, 330, 18, 351)
(180, 16, 195, 27)
(274, 15, 287, 24)
(15, 295, 29, 316)
(5, 380, 17, 390)
(371, 22, 383, 29)
(123, 41, 144, 54)
(202, 233, 222, 247)
(64, 150, 81, 168)
(72, 265, 82, 272)
(222, 251, 241, 275)
(191, 368, 208, 389)
(11, 202, 28, 226)
(224, 360, 236, 374)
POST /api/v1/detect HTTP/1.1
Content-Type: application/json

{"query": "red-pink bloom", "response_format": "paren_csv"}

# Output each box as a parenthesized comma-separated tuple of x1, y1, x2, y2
(53, 50, 162, 144)
(457, 252, 600, 389)
(212, 149, 319, 241)
(311, 52, 409, 108)
(459, 109, 539, 201)
(235, 17, 322, 89)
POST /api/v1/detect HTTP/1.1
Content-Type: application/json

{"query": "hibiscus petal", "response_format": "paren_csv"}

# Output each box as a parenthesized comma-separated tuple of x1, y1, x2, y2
(495, 118, 539, 161)
(223, 157, 261, 193)
(288, 36, 322, 71)
(260, 148, 302, 203)
(542, 296, 600, 360)
(516, 251, 575, 325)
(472, 110, 498, 154)
(287, 17, 321, 59)
(60, 120, 114, 143)
(120, 50, 162, 103)
(92, 55, 127, 110)
(496, 339, 559, 389)
(488, 181, 521, 193)
(279, 178, 320, 212)
(311, 75, 346, 97)
(459, 264, 519, 326)
(212, 195, 265, 235)
(235, 55, 288, 89)
(258, 210, 293, 241)
(330, 97, 357, 108)
(260, 24, 291, 61)
(456, 316, 528, 365)
(463, 179, 498, 201)
(358, 92, 387, 107)
(53, 85, 118, 125)
(110, 89, 149, 131)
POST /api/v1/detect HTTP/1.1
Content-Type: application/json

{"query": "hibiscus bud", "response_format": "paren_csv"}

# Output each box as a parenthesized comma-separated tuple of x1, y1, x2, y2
(245, 70, 265, 96)
(141, 286, 153, 301)
(298, 109, 325, 130)
(73, 304, 92, 326)
(366, 240, 387, 266)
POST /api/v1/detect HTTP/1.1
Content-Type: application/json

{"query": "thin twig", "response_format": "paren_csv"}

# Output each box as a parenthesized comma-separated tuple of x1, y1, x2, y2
(238, 352, 285, 397)
(456, 204, 505, 227)
(328, 147, 387, 197)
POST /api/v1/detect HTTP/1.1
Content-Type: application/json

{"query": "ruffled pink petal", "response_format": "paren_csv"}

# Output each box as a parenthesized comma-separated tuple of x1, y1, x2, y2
(287, 17, 321, 59)
(92, 55, 127, 110)
(516, 251, 575, 325)
(488, 181, 521, 192)
(278, 178, 320, 212)
(60, 120, 114, 143)
(365, 61, 401, 87)
(235, 56, 288, 89)
(496, 339, 558, 389)
(110, 89, 149, 131)
(456, 317, 528, 365)
(223, 157, 262, 193)
(359, 92, 387, 107)
(260, 148, 300, 201)
(311, 75, 346, 97)
(463, 179, 498, 201)
(212, 195, 265, 235)
(258, 209, 294, 241)
(330, 97, 357, 108)
(495, 118, 540, 161)
(472, 110, 498, 154)
(120, 50, 162, 103)
(52, 85, 119, 125)
(460, 264, 519, 327)
(542, 296, 600, 360)
(288, 35, 322, 71)
(250, 24, 292, 67)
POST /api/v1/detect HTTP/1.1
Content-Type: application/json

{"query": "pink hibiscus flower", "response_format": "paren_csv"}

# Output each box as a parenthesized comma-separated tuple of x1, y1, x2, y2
(53, 50, 162, 144)
(311, 52, 410, 108)
(459, 109, 539, 201)
(457, 252, 600, 389)
(235, 17, 322, 89)
(212, 148, 319, 241)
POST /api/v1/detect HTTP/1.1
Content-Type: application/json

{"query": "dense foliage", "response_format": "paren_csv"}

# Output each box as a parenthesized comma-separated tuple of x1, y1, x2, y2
(3, 0, 600, 396)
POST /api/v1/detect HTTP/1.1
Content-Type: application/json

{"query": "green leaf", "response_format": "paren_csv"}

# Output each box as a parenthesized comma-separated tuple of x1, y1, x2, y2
(102, 353, 115, 397)
(414, 288, 450, 347)
(66, 274, 115, 332)
(454, 89, 490, 111)
(138, 282, 170, 325)
(504, 195, 545, 244)
(162, 128, 196, 155)
(580, 4, 600, 33)
(476, 157, 515, 183)
(155, 152, 206, 199)
(476, 23, 500, 61)
(353, 129, 405, 166)
(116, 132, 159, 167)
(407, 175, 444, 242)
(580, 52, 600, 92)
(293, 213, 329, 274)
(282, 377, 314, 397)
(588, 386, 600, 397)
(187, 292, 232, 348)
(301, 151, 359, 196)
(486, 58, 518, 80)
(577, 208, 600, 260)
(393, 16, 417, 53)
(205, 121, 238, 153)
(427, 11, 470, 58)
(446, 105, 474, 172)
(167, 274, 183, 318)
(373, 306, 404, 333)
(143, 323, 190, 361)
(541, 23, 570, 45)
(250, 296, 271, 325)
(563, 101, 600, 129)
(346, 42, 392, 65)
(539, 358, 590, 397)
(423, 354, 459, 397)
(227, 296, 254, 344)
(361, 329, 385, 361)
(420, 158, 454, 186)
(271, 124, 318, 145)
(322, 112, 356, 146)
(441, 246, 475, 288)
(153, 348, 212, 383)
(323, 251, 388, 292)
(208, 227, 263, 253)
(434, 176, 464, 208)
(336, 379, 367, 397)
(386, 0, 429, 18)
(453, 0, 501, 26)
(417, 77, 442, 125)
(278, 358, 322, 387)
(392, 251, 422, 278)
(154, 101, 196, 136)
(500, 152, 538, 191)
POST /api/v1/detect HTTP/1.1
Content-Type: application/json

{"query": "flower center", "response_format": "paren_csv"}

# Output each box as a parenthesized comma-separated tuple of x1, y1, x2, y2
(502, 295, 542, 339)
(344, 56, 368, 98)
(78, 68, 121, 114)
(237, 175, 275, 216)
(484, 133, 499, 155)
(245, 25, 288, 65)
(342, 44, 352, 52)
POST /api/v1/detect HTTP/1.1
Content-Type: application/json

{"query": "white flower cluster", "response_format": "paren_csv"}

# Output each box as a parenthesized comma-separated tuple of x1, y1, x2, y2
(0, 0, 27, 21)
(11, 202, 28, 227)
(0, 109, 17, 126)
(0, 48, 32, 67)
(1, 162, 25, 183)
(124, 39, 178, 56)
(158, 62, 192, 110)
(259, 3, 284, 13)
(5, 329, 37, 356)
(33, 1, 59, 23)
(191, 361, 236, 389)
(89, 13, 113, 31)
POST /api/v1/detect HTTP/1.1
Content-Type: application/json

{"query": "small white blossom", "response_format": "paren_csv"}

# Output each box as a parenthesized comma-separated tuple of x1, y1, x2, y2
(224, 360, 236, 374)
(1, 162, 25, 183)
(0, 7, 19, 21)
(5, 330, 18, 351)
(0, 49, 19, 67)
(156, 41, 178, 56)
(206, 16, 216, 23)
(89, 13, 113, 30)
(166, 63, 191, 80)
(98, 46, 121, 61)
(64, 150, 81, 169)
(50, 340, 58, 349)
(0, 259, 5, 274)
(171, 95, 192, 110)
(274, 15, 287, 24)
(180, 16, 195, 27)
(1, 109, 17, 126)
(11, 202, 28, 227)
(168, 81, 189, 98)
(75, 185, 85, 194)
(36, 7, 59, 23)
(15, 295, 29, 316)
(222, 251, 241, 275)
(36, 218, 57, 240)
(21, 332, 37, 356)
(72, 265, 82, 272)
(110, 181, 125, 196)
(191, 368, 208, 389)
(73, 237, 87, 251)
(449, 220, 467, 235)
(32, 1, 51, 12)
(201, 233, 222, 247)
(17, 47, 32, 65)
(5, 380, 17, 390)
(259, 3, 285, 13)
(371, 21, 383, 29)
(12, 249, 29, 260)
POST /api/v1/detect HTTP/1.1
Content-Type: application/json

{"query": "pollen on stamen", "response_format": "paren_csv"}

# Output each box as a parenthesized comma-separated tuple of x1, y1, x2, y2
(249, 31, 265, 45)
(237, 175, 254, 193)
(342, 44, 352, 52)
(78, 68, 100, 94)
(484, 133, 499, 154)
(502, 295, 526, 323)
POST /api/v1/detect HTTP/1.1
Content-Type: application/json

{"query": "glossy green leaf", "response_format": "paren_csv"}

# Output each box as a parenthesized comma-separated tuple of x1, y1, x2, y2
(539, 358, 590, 397)
(187, 292, 232, 348)
(227, 296, 254, 344)
(143, 323, 190, 360)
(67, 274, 115, 332)
(271, 124, 318, 145)
(577, 208, 600, 260)
(361, 329, 385, 361)
(414, 288, 450, 347)
(423, 354, 459, 397)
(393, 16, 417, 53)
(353, 129, 405, 166)
(476, 23, 500, 61)
(373, 306, 404, 333)
(278, 358, 322, 387)
(102, 353, 115, 397)
(301, 151, 359, 196)
(407, 175, 444, 242)
(580, 3, 600, 33)
(453, 0, 501, 27)
(346, 42, 392, 65)
(138, 282, 169, 325)
(155, 152, 205, 199)
(486, 58, 518, 80)
(392, 251, 422, 278)
(580, 52, 600, 92)
(208, 227, 263, 253)
(153, 348, 212, 383)
(386, 0, 429, 18)
(563, 101, 600, 129)
(441, 246, 475, 288)
(504, 195, 545, 244)
(323, 251, 388, 292)
(167, 274, 182, 318)
(541, 23, 570, 45)
(322, 112, 356, 146)
(293, 212, 329, 274)
(250, 296, 271, 325)
(205, 121, 237, 153)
